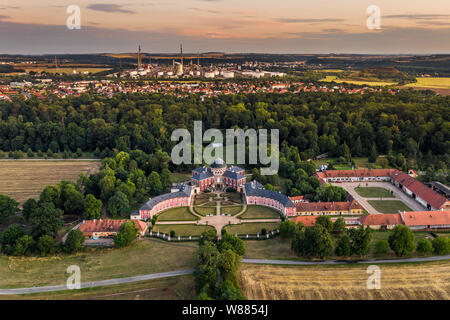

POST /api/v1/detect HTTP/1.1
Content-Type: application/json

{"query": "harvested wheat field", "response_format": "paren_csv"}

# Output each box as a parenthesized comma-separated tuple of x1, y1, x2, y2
(0, 160, 100, 204)
(239, 262, 450, 300)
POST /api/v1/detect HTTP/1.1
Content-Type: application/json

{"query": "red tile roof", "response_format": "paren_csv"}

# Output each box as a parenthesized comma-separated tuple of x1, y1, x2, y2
(390, 171, 448, 209)
(293, 216, 318, 227)
(401, 210, 450, 227)
(79, 219, 147, 235)
(360, 214, 402, 226)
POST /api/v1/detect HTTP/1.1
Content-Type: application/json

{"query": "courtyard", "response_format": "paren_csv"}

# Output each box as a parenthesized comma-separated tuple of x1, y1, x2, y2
(332, 181, 426, 214)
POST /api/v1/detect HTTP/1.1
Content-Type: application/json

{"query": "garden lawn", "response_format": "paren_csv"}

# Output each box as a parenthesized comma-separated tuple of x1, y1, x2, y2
(367, 200, 412, 213)
(194, 206, 217, 216)
(239, 205, 281, 219)
(157, 207, 198, 221)
(221, 205, 243, 216)
(224, 222, 280, 235)
(355, 187, 394, 198)
(152, 224, 215, 237)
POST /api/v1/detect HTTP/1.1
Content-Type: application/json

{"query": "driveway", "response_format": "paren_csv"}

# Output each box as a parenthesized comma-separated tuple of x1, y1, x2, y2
(332, 181, 426, 214)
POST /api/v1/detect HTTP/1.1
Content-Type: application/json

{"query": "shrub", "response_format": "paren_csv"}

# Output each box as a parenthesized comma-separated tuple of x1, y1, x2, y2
(114, 221, 138, 248)
(170, 230, 176, 237)
(261, 228, 267, 236)
(416, 238, 433, 255)
(64, 229, 85, 253)
(432, 237, 450, 255)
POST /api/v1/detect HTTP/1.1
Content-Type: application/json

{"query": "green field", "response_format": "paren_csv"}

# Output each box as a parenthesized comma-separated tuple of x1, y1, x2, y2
(152, 224, 215, 237)
(355, 187, 394, 198)
(368, 200, 412, 213)
(239, 205, 281, 219)
(404, 77, 450, 89)
(156, 207, 198, 221)
(2, 275, 195, 300)
(224, 222, 280, 235)
(193, 206, 216, 216)
(221, 205, 244, 216)
(321, 75, 396, 86)
(0, 239, 197, 289)
(171, 172, 191, 183)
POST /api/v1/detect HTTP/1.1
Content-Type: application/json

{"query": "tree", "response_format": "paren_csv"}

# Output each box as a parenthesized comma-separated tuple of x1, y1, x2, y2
(374, 240, 390, 255)
(0, 224, 25, 254)
(368, 143, 378, 163)
(264, 183, 275, 191)
(315, 216, 333, 232)
(332, 217, 346, 235)
(335, 233, 351, 256)
(432, 237, 450, 255)
(349, 225, 372, 256)
(113, 221, 138, 248)
(84, 194, 102, 220)
(279, 220, 301, 239)
(63, 189, 85, 215)
(0, 194, 19, 222)
(37, 235, 54, 257)
(107, 191, 130, 218)
(14, 235, 34, 256)
(292, 225, 333, 259)
(22, 198, 38, 220)
(29, 202, 63, 239)
(199, 229, 218, 246)
(218, 249, 240, 286)
(416, 238, 433, 255)
(388, 225, 415, 256)
(214, 280, 246, 300)
(218, 234, 246, 256)
(148, 171, 163, 195)
(64, 229, 85, 253)
(314, 184, 347, 202)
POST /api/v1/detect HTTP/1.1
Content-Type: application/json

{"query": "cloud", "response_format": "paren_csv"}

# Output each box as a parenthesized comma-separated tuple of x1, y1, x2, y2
(87, 4, 136, 14)
(383, 14, 450, 20)
(0, 15, 10, 20)
(275, 18, 345, 24)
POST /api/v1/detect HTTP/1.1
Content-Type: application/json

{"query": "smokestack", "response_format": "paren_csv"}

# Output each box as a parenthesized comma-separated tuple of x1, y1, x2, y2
(180, 44, 183, 66)
(137, 45, 142, 70)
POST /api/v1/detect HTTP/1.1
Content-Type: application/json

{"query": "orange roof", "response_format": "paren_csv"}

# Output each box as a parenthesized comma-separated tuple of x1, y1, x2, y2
(79, 219, 147, 235)
(293, 216, 318, 227)
(316, 169, 397, 179)
(360, 214, 402, 226)
(390, 171, 447, 209)
(289, 196, 305, 201)
(401, 210, 450, 227)
(295, 200, 363, 212)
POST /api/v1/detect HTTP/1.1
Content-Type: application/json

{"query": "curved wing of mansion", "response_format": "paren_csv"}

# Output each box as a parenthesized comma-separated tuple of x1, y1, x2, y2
(138, 158, 295, 220)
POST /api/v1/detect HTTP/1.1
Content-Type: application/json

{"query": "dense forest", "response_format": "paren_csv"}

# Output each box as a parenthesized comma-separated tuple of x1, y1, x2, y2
(0, 91, 448, 170)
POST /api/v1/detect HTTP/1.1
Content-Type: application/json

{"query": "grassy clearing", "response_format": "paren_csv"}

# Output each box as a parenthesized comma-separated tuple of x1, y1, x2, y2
(152, 224, 215, 237)
(224, 222, 280, 235)
(194, 206, 217, 216)
(225, 192, 243, 203)
(221, 205, 243, 216)
(368, 200, 412, 213)
(239, 261, 450, 299)
(171, 172, 191, 183)
(239, 206, 281, 219)
(0, 160, 100, 204)
(321, 76, 396, 86)
(355, 187, 394, 198)
(405, 77, 450, 89)
(0, 239, 197, 289)
(156, 207, 198, 221)
(2, 275, 195, 300)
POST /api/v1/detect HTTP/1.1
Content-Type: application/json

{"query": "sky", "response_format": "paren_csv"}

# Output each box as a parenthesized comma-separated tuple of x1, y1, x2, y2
(0, 0, 449, 54)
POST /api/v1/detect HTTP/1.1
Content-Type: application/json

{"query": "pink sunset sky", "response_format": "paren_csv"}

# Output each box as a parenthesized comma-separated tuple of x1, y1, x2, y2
(0, 0, 449, 54)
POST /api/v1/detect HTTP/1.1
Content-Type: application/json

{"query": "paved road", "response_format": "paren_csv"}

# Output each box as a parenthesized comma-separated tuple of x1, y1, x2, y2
(0, 269, 194, 295)
(243, 254, 450, 265)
